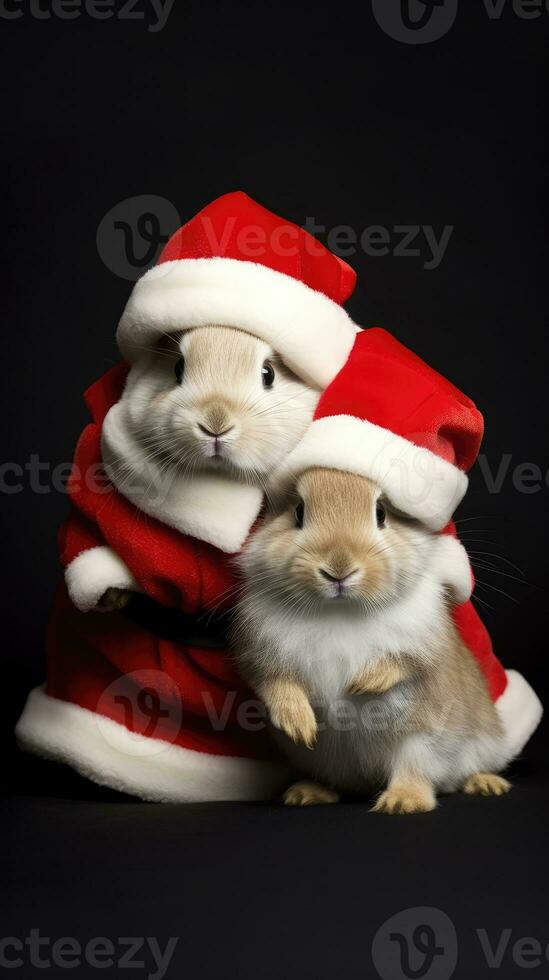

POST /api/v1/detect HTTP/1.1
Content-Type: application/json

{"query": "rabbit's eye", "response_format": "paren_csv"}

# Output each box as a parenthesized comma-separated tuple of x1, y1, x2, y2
(262, 360, 275, 388)
(376, 501, 386, 528)
(174, 356, 185, 384)
(294, 499, 305, 529)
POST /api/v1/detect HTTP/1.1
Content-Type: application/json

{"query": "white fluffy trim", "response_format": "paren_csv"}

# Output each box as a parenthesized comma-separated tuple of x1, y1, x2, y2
(117, 257, 357, 390)
(65, 546, 140, 613)
(496, 669, 543, 760)
(277, 414, 468, 531)
(432, 535, 472, 605)
(102, 401, 264, 553)
(15, 686, 291, 803)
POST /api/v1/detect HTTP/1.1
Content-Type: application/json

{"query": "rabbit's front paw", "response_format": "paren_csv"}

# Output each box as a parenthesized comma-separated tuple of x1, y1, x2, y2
(347, 658, 406, 695)
(270, 688, 318, 749)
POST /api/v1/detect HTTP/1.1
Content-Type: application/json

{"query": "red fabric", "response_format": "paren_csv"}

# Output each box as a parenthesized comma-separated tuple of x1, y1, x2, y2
(316, 328, 484, 473)
(158, 190, 357, 306)
(444, 521, 507, 701)
(47, 363, 507, 763)
(46, 588, 276, 759)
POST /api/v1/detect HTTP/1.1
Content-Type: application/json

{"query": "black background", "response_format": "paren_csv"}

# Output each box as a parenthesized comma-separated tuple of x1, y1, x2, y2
(2, 2, 549, 978)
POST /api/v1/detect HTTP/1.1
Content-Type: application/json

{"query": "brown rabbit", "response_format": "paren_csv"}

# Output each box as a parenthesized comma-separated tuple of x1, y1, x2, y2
(233, 467, 512, 813)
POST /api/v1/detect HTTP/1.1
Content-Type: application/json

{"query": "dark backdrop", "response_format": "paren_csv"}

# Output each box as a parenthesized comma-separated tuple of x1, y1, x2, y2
(2, 3, 549, 977)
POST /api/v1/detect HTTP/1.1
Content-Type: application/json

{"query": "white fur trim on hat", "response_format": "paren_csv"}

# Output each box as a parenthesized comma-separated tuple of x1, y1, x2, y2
(432, 535, 473, 605)
(496, 669, 543, 760)
(117, 257, 358, 390)
(15, 686, 291, 803)
(276, 414, 468, 531)
(65, 546, 141, 613)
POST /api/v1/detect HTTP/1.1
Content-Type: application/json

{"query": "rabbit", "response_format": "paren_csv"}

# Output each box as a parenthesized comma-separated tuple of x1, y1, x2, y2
(96, 325, 319, 610)
(233, 466, 513, 814)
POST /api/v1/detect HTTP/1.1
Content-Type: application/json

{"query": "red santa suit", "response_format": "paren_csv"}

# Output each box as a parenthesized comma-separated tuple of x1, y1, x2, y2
(15, 192, 541, 801)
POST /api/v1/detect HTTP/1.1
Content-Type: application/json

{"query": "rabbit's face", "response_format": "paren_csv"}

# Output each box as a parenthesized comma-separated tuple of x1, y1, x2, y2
(124, 326, 319, 480)
(244, 468, 432, 613)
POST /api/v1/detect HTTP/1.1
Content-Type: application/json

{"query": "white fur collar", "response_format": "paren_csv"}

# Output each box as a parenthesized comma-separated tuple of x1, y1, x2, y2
(101, 401, 263, 554)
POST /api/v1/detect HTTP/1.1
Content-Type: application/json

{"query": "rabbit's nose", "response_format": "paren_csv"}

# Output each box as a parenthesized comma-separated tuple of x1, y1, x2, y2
(319, 568, 358, 585)
(199, 423, 234, 438)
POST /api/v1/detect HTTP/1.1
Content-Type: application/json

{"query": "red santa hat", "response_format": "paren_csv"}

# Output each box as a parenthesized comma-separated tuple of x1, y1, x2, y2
(117, 191, 359, 390)
(277, 327, 484, 533)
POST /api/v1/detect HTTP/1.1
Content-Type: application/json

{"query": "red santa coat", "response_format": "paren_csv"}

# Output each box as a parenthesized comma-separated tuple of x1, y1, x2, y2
(30, 363, 289, 801)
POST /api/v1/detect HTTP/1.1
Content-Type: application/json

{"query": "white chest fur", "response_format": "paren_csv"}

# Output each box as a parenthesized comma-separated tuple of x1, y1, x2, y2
(248, 573, 446, 703)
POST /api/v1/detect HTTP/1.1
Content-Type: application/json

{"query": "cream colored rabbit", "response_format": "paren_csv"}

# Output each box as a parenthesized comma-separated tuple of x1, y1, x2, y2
(95, 325, 319, 610)
(233, 467, 512, 814)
